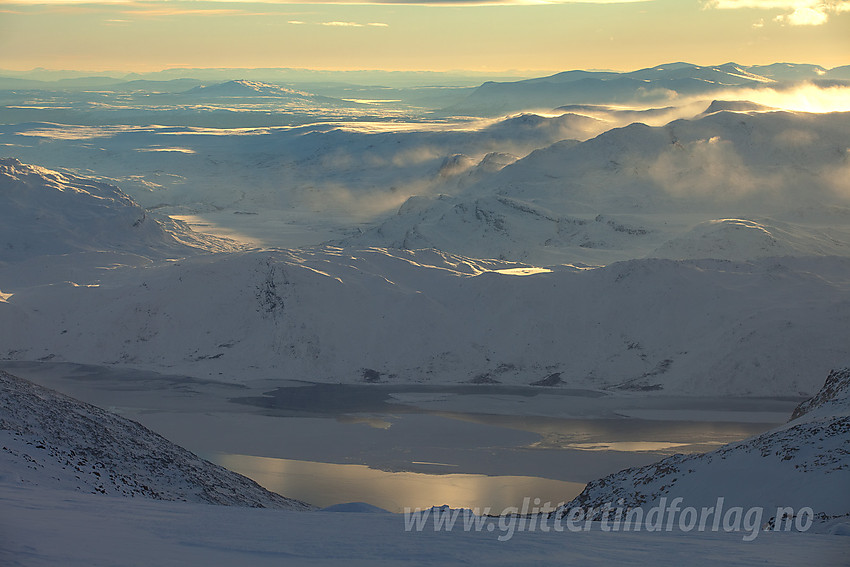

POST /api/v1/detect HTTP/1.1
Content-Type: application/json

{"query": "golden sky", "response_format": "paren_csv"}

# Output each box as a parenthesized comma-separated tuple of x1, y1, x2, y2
(0, 0, 848, 72)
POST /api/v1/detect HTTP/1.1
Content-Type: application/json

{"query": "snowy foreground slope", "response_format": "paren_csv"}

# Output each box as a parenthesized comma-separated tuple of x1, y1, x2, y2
(0, 370, 310, 509)
(1, 482, 847, 567)
(561, 368, 850, 530)
(1, 370, 848, 565)
(0, 480, 846, 567)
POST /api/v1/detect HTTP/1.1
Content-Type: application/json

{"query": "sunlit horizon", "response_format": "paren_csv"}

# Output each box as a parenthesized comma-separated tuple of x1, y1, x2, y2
(1, 0, 848, 73)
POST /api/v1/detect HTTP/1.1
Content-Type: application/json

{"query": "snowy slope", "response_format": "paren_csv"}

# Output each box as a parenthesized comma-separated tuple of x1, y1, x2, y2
(336, 194, 662, 265)
(3, 480, 849, 567)
(0, 370, 310, 509)
(1, 244, 848, 397)
(652, 218, 850, 261)
(0, 158, 238, 261)
(560, 368, 850, 528)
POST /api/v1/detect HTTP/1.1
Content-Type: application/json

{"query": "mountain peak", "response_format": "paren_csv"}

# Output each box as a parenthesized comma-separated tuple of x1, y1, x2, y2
(791, 368, 850, 421)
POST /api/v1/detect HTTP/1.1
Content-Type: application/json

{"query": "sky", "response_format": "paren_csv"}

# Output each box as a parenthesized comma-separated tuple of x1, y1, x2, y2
(0, 0, 848, 73)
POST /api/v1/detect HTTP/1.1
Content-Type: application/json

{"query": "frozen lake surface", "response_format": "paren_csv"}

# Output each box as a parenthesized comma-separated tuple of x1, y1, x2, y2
(0, 361, 797, 511)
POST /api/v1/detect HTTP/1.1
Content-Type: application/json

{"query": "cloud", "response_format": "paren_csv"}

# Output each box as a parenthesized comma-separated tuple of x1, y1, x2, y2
(1, 1, 280, 16)
(122, 7, 251, 16)
(775, 4, 828, 23)
(317, 20, 389, 26)
(720, 83, 850, 112)
(704, 0, 850, 26)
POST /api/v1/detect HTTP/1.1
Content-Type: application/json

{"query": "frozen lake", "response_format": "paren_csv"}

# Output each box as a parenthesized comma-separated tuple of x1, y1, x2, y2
(0, 361, 799, 512)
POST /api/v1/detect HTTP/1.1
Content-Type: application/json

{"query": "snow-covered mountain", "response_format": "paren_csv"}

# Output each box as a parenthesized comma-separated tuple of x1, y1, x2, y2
(183, 79, 355, 107)
(339, 108, 850, 264)
(475, 109, 850, 214)
(0, 111, 608, 221)
(186, 80, 316, 98)
(337, 194, 663, 265)
(0, 370, 311, 509)
(560, 368, 850, 531)
(2, 240, 848, 397)
(0, 158, 238, 261)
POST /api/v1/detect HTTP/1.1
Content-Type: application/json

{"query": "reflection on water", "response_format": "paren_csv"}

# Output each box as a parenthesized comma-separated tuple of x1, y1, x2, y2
(561, 441, 702, 452)
(213, 453, 586, 514)
(336, 414, 394, 430)
(430, 411, 773, 454)
(222, 383, 791, 512)
(1, 361, 798, 515)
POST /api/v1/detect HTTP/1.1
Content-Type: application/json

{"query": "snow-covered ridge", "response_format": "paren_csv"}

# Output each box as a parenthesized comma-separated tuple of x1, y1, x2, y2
(2, 245, 849, 397)
(652, 218, 850, 261)
(560, 368, 850, 529)
(0, 158, 238, 261)
(0, 370, 311, 509)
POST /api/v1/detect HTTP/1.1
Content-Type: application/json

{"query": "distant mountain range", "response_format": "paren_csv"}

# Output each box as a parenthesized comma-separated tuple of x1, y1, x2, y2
(445, 62, 850, 115)
(2, 61, 847, 102)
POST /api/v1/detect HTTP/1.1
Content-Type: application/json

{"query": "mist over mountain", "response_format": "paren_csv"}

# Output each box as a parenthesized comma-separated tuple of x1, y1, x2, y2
(340, 108, 850, 264)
